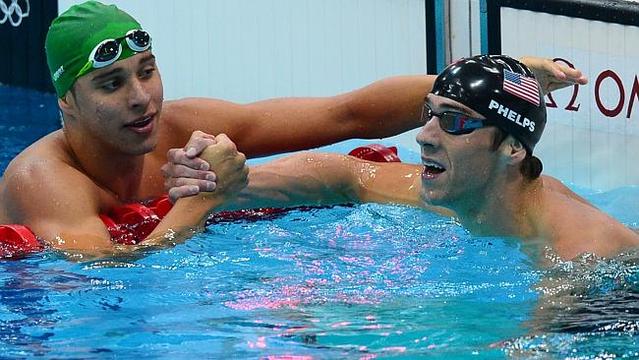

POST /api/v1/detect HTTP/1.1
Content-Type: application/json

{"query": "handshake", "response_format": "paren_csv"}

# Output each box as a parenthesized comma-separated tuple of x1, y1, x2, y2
(161, 131, 249, 203)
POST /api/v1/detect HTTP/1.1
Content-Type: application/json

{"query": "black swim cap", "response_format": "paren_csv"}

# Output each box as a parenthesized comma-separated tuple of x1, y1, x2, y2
(431, 55, 546, 153)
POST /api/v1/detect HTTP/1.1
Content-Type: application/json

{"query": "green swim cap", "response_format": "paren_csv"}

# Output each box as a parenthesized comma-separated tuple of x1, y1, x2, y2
(45, 1, 147, 98)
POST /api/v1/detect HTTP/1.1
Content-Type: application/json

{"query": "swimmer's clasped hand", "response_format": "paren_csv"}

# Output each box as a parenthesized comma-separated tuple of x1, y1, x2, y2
(165, 133, 248, 203)
(198, 134, 249, 199)
(163, 130, 219, 202)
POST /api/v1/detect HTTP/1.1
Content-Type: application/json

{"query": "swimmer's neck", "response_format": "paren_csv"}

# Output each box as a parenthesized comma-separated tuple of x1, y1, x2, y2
(453, 176, 543, 239)
(61, 129, 148, 201)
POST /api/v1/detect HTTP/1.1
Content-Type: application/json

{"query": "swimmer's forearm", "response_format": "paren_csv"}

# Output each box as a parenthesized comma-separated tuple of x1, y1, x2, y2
(225, 173, 354, 210)
(222, 153, 358, 210)
(61, 196, 226, 259)
(143, 195, 224, 244)
(46, 196, 224, 260)
(343, 75, 435, 137)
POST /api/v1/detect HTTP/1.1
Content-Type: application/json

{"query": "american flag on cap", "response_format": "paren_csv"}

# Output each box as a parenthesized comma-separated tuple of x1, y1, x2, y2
(502, 69, 540, 106)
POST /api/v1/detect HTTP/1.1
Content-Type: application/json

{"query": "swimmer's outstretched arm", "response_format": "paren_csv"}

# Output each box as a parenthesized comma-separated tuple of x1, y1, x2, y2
(1, 136, 248, 260)
(161, 75, 433, 158)
(166, 56, 586, 158)
(217, 152, 453, 217)
(164, 56, 587, 199)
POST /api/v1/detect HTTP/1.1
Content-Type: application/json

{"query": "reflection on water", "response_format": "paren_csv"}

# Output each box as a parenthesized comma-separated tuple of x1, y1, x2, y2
(3, 200, 639, 358)
(0, 256, 96, 357)
(505, 250, 639, 358)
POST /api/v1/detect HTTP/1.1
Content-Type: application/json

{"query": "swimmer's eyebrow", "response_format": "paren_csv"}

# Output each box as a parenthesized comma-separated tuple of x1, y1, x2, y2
(90, 54, 156, 83)
(428, 96, 480, 117)
(91, 68, 124, 83)
(138, 53, 156, 66)
(443, 103, 475, 116)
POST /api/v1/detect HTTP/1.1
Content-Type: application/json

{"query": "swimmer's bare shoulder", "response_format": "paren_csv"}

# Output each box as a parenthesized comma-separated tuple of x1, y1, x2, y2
(0, 131, 116, 245)
(538, 177, 639, 259)
(541, 175, 592, 207)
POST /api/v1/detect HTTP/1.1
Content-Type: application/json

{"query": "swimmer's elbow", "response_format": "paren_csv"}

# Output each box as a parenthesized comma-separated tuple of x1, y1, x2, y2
(329, 155, 368, 204)
(283, 152, 361, 205)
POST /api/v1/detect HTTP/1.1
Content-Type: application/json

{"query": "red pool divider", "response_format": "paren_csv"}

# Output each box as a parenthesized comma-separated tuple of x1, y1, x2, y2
(100, 203, 161, 245)
(348, 144, 400, 163)
(0, 225, 42, 258)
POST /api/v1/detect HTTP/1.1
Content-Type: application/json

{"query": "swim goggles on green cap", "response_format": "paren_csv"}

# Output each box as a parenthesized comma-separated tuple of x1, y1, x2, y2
(76, 29, 151, 78)
(421, 102, 493, 135)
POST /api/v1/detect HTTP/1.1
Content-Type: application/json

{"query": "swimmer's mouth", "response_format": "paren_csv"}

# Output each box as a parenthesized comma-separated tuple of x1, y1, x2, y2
(125, 114, 155, 128)
(422, 159, 446, 176)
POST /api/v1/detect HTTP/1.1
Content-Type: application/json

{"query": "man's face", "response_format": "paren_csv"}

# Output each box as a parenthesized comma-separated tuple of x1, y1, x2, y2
(416, 94, 502, 208)
(65, 51, 164, 156)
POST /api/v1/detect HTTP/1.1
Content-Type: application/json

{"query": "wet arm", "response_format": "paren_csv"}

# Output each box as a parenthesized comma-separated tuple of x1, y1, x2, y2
(162, 75, 434, 158)
(226, 152, 452, 216)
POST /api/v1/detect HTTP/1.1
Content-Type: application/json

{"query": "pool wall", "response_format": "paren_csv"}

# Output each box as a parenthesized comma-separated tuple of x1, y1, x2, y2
(485, 0, 639, 190)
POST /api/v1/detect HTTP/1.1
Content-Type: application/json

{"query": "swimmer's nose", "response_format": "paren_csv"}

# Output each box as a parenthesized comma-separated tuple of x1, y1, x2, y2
(416, 115, 441, 150)
(128, 78, 151, 111)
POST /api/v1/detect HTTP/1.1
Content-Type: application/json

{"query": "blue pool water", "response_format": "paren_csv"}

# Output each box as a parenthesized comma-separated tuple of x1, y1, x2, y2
(0, 86, 60, 170)
(1, 86, 639, 359)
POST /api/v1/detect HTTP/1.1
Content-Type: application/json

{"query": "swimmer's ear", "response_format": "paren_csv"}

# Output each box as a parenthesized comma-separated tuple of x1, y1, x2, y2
(508, 138, 527, 165)
(58, 89, 77, 112)
(58, 84, 75, 111)
(499, 136, 526, 165)
(58, 95, 72, 111)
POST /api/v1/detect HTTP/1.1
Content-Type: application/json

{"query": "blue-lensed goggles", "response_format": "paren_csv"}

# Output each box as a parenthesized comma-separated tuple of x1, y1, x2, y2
(420, 102, 491, 135)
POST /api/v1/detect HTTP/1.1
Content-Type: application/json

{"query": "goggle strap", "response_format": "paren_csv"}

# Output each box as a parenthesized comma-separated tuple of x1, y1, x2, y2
(76, 60, 94, 79)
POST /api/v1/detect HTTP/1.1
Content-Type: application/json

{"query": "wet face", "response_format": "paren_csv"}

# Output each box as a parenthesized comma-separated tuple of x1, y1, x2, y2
(416, 94, 502, 208)
(64, 52, 164, 156)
